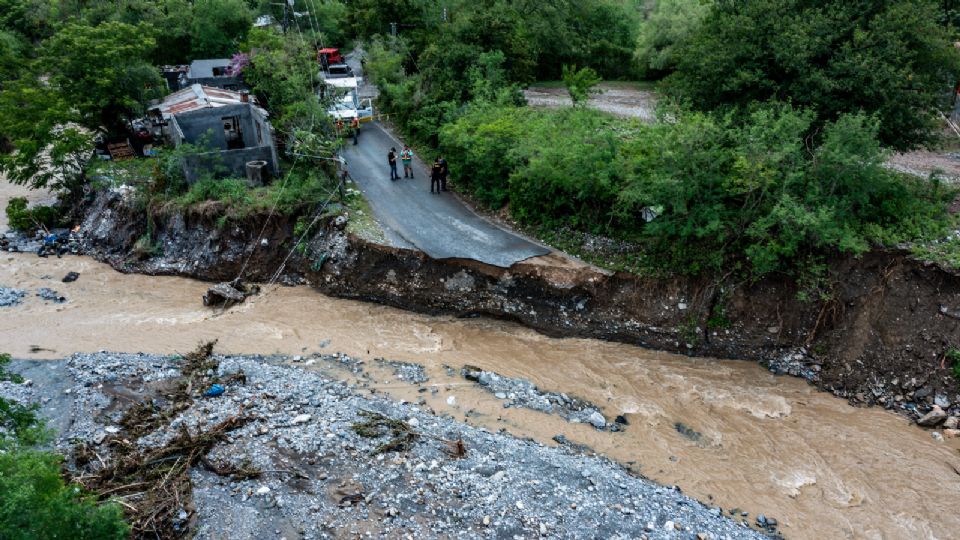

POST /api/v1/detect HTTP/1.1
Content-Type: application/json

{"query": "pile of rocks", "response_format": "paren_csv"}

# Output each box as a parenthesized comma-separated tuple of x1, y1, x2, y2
(36, 287, 66, 303)
(1, 285, 70, 307)
(374, 358, 429, 384)
(917, 405, 960, 440)
(766, 349, 960, 439)
(765, 349, 820, 382)
(3, 352, 766, 540)
(459, 365, 616, 430)
(0, 287, 26, 307)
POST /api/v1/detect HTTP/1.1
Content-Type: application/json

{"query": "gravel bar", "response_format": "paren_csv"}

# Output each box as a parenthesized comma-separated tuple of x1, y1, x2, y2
(2, 352, 768, 540)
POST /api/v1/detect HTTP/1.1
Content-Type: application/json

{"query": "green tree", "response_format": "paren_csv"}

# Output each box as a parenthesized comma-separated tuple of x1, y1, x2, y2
(242, 28, 321, 124)
(634, 0, 711, 78)
(0, 21, 160, 189)
(40, 21, 164, 133)
(80, 0, 197, 65)
(0, 30, 25, 83)
(667, 0, 960, 150)
(0, 353, 129, 540)
(0, 0, 58, 41)
(562, 64, 602, 106)
(0, 81, 94, 190)
(346, 0, 427, 41)
(190, 0, 254, 58)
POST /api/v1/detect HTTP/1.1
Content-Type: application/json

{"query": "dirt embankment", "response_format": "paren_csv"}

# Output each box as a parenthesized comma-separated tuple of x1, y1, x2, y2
(79, 190, 960, 422)
(79, 190, 297, 282)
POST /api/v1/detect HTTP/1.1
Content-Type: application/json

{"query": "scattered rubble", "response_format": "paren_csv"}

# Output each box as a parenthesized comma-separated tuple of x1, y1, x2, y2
(461, 365, 617, 431)
(35, 287, 66, 303)
(202, 279, 261, 309)
(765, 349, 821, 382)
(374, 358, 429, 384)
(3, 350, 764, 540)
(0, 287, 26, 307)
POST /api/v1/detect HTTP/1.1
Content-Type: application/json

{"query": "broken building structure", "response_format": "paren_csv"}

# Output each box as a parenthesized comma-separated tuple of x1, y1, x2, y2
(150, 84, 278, 184)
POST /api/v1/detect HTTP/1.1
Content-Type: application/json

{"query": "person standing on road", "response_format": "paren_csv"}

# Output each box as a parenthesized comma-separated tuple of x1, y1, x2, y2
(438, 156, 449, 192)
(400, 145, 414, 178)
(387, 147, 399, 181)
(351, 117, 360, 145)
(430, 157, 443, 194)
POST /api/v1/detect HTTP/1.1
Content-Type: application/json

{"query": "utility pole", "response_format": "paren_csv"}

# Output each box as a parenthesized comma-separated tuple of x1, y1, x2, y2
(283, 0, 294, 34)
(272, 1, 293, 33)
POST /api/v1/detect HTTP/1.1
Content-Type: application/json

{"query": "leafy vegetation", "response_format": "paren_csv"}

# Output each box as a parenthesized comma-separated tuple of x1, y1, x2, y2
(561, 65, 602, 106)
(441, 102, 955, 277)
(358, 0, 960, 282)
(357, 0, 640, 146)
(4, 197, 61, 231)
(0, 353, 130, 539)
(666, 0, 960, 150)
(0, 19, 159, 190)
(946, 347, 960, 380)
(634, 0, 711, 78)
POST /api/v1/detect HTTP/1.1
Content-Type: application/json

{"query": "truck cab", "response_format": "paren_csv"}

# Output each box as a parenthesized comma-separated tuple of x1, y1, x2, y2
(317, 48, 344, 70)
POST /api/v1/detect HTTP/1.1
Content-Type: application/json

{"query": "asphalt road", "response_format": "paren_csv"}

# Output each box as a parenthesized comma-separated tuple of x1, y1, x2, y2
(342, 121, 549, 267)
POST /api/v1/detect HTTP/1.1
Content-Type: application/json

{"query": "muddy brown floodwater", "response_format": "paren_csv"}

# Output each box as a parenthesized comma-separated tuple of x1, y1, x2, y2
(3, 252, 960, 539)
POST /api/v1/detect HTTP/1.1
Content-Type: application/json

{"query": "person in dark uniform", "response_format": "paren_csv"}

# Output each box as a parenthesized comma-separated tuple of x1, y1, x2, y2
(388, 147, 399, 181)
(438, 156, 449, 191)
(430, 157, 443, 194)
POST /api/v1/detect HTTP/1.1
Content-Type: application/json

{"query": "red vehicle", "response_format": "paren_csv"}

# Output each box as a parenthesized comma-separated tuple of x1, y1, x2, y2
(317, 47, 344, 69)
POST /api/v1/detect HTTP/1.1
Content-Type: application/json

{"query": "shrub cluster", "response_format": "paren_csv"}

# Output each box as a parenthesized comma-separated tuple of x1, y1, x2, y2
(4, 197, 60, 231)
(440, 103, 953, 276)
(0, 353, 129, 539)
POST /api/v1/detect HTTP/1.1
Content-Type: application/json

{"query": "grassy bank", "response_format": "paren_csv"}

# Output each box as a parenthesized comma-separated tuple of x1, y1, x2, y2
(438, 102, 956, 282)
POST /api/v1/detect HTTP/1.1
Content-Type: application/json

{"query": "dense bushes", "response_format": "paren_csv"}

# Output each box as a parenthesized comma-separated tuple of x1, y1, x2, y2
(666, 0, 960, 150)
(4, 197, 60, 231)
(441, 103, 953, 276)
(634, 0, 711, 78)
(0, 353, 129, 539)
(359, 0, 639, 146)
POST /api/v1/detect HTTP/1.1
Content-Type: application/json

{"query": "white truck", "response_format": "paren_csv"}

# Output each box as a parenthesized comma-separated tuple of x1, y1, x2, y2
(321, 64, 373, 123)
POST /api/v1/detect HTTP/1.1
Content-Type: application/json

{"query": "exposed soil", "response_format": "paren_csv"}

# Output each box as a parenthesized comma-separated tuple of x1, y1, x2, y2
(524, 83, 658, 121)
(70, 189, 960, 426)
(887, 149, 960, 182)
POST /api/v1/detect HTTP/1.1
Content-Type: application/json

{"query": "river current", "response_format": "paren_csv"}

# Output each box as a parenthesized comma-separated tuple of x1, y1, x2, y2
(2, 181, 959, 539)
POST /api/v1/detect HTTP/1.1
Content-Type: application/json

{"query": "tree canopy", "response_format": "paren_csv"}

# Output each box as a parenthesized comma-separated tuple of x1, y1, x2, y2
(666, 0, 960, 150)
(0, 21, 162, 189)
(634, 0, 711, 78)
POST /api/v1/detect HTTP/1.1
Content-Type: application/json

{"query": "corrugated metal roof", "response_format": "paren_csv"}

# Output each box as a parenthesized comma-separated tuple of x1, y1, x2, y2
(151, 84, 267, 119)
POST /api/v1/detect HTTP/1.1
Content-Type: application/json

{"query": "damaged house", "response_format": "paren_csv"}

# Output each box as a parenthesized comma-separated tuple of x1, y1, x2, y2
(161, 59, 244, 92)
(150, 84, 278, 184)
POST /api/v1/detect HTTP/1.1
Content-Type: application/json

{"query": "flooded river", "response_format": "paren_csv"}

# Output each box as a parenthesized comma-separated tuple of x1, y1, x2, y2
(2, 183, 959, 539)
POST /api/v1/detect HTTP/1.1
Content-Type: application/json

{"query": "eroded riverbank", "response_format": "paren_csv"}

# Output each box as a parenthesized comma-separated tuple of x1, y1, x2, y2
(2, 252, 960, 539)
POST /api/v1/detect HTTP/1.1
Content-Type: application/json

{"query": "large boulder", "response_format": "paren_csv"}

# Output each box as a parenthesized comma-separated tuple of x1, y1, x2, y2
(203, 279, 260, 309)
(917, 405, 947, 427)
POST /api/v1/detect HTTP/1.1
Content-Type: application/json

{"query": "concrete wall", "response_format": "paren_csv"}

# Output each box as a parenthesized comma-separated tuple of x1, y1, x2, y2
(175, 104, 250, 147)
(175, 104, 274, 149)
(182, 147, 276, 185)
(186, 76, 244, 91)
(170, 103, 278, 184)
